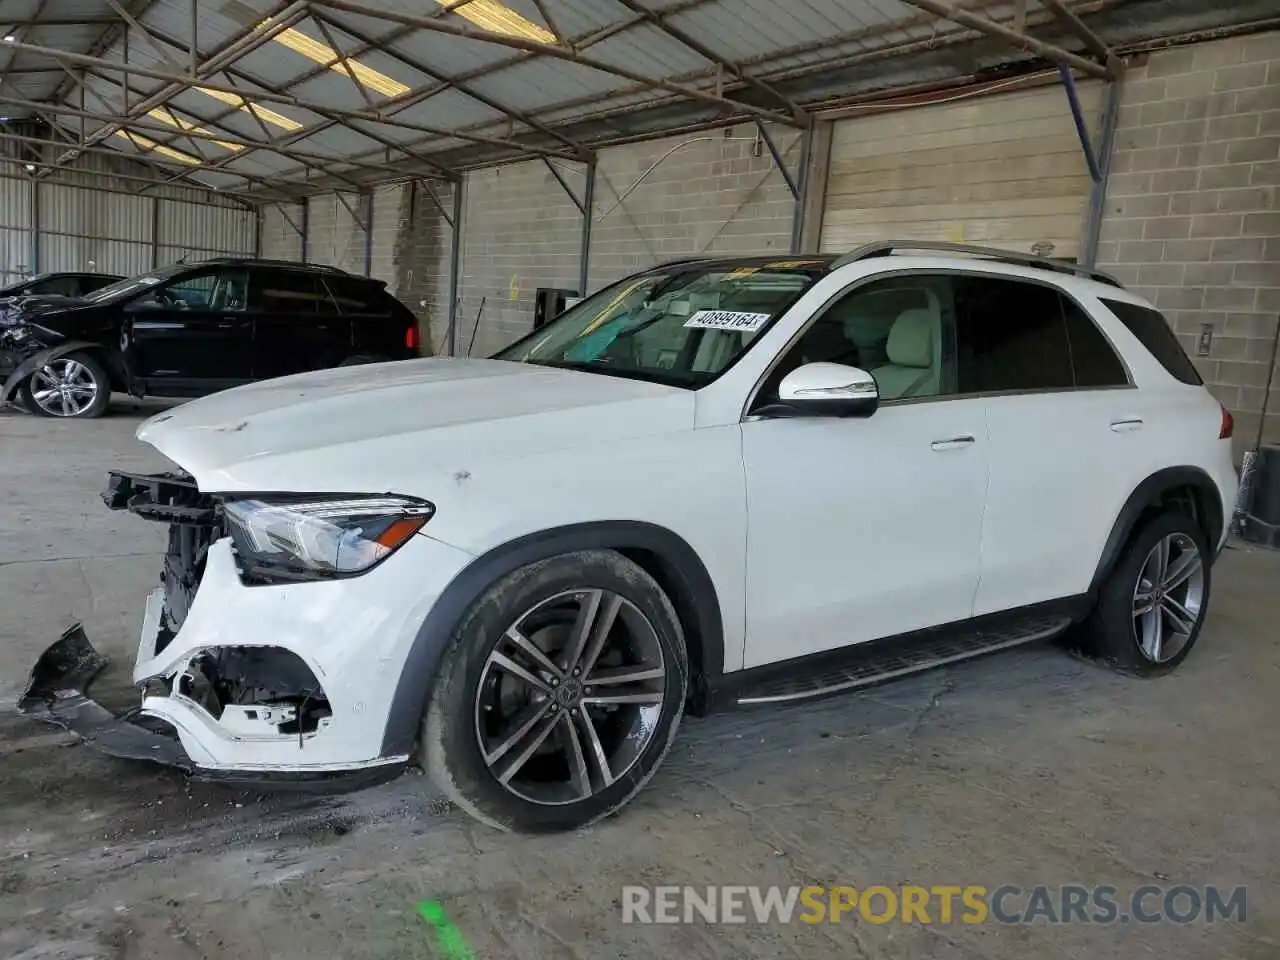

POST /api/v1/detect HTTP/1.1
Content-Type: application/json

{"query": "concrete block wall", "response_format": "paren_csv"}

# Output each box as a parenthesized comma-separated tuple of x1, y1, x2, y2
(1096, 31, 1280, 454)
(394, 180, 454, 357)
(305, 192, 367, 274)
(455, 160, 583, 358)
(587, 124, 800, 290)
(259, 203, 304, 261)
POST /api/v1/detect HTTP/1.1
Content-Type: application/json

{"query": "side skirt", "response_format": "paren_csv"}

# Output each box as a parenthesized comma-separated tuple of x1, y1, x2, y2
(704, 597, 1088, 710)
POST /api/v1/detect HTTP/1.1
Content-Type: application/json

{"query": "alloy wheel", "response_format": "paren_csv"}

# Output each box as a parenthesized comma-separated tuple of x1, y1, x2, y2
(474, 588, 667, 806)
(29, 359, 100, 417)
(1132, 532, 1205, 663)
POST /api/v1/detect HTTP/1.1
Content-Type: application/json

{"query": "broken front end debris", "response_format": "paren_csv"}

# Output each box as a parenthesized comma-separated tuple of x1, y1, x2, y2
(19, 470, 400, 791)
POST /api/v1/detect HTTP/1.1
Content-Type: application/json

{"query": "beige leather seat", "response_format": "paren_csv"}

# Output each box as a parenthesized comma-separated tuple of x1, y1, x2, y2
(871, 307, 941, 400)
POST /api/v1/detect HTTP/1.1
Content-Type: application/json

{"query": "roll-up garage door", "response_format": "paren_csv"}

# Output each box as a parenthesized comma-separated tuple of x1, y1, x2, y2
(820, 82, 1102, 260)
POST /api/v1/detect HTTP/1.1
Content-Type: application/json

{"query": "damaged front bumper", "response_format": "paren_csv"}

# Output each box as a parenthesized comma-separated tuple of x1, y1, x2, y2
(18, 469, 474, 791)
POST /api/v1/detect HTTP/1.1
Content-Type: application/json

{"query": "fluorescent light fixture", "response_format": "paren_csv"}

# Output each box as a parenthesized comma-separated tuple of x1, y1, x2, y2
(258, 17, 409, 98)
(436, 0, 557, 43)
(147, 108, 243, 152)
(195, 87, 303, 132)
(115, 130, 202, 166)
(3, 36, 15, 43)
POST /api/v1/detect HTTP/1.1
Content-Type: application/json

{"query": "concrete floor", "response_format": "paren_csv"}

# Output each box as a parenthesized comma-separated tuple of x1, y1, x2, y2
(1, 399, 1278, 960)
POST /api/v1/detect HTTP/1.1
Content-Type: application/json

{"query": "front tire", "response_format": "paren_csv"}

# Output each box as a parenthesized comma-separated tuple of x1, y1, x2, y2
(422, 550, 689, 833)
(21, 351, 111, 419)
(1079, 511, 1211, 674)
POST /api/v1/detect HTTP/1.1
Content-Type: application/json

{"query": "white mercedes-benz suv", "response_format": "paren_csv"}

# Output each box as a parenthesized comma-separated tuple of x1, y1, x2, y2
(22, 242, 1239, 833)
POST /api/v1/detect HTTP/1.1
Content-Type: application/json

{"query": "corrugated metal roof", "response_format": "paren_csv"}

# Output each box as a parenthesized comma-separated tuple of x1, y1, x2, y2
(4, 0, 1271, 194)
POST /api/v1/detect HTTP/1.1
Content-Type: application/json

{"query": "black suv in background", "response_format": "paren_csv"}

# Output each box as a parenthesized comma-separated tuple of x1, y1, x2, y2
(0, 271, 125, 299)
(0, 272, 125, 324)
(0, 258, 422, 418)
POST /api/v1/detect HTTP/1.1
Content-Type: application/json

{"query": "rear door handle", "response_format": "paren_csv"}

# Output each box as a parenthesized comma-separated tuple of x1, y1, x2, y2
(931, 435, 976, 451)
(1110, 418, 1144, 433)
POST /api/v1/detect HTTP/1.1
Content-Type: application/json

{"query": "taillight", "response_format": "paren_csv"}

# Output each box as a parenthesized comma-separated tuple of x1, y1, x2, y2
(405, 324, 421, 351)
(1220, 404, 1234, 440)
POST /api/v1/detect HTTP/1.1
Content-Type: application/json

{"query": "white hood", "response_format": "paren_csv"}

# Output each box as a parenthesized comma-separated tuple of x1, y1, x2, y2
(137, 358, 694, 493)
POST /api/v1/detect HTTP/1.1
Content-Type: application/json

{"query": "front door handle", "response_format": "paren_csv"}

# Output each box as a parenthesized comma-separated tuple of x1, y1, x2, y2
(931, 435, 976, 451)
(1110, 418, 1144, 433)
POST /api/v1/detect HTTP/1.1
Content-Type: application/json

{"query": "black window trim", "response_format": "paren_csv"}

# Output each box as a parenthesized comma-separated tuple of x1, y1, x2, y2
(742, 266, 1135, 422)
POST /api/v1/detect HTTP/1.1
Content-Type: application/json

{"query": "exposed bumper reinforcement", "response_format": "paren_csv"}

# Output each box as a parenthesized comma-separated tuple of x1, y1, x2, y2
(18, 625, 409, 793)
(19, 624, 194, 770)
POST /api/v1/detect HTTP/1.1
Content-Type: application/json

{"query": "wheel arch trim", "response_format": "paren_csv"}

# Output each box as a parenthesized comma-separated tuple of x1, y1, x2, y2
(379, 520, 725, 758)
(1088, 466, 1224, 599)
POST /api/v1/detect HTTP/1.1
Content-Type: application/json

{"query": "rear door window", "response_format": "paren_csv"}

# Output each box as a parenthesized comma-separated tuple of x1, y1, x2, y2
(250, 270, 337, 316)
(954, 276, 1075, 394)
(323, 276, 383, 314)
(1100, 299, 1202, 385)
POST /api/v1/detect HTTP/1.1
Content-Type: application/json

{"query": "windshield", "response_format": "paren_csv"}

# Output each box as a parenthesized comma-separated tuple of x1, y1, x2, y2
(494, 262, 824, 387)
(83, 264, 189, 304)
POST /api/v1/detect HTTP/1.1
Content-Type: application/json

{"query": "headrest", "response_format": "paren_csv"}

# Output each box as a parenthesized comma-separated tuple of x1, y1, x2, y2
(886, 308, 936, 369)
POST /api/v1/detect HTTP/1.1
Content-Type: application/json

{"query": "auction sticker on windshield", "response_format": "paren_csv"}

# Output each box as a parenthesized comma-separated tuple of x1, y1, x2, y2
(683, 310, 772, 332)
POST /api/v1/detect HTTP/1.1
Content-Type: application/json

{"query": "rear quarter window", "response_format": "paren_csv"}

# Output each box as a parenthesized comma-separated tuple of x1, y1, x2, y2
(1100, 299, 1202, 385)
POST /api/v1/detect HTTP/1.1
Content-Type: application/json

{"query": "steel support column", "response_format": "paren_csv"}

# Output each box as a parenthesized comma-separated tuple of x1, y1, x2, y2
(300, 197, 310, 263)
(579, 161, 596, 298)
(30, 177, 40, 274)
(789, 124, 814, 254)
(447, 179, 464, 357)
(150, 196, 160, 268)
(1081, 77, 1123, 270)
(363, 190, 374, 277)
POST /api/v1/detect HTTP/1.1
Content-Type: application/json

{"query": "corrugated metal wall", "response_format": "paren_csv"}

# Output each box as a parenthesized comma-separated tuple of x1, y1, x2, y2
(38, 183, 152, 277)
(0, 151, 255, 285)
(155, 200, 255, 265)
(0, 177, 33, 284)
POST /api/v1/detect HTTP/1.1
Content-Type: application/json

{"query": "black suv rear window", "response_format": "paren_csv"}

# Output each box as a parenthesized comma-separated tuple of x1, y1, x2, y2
(1100, 299, 1202, 385)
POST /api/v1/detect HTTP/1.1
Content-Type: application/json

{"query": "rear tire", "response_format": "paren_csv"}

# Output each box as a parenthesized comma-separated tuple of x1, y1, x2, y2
(422, 550, 688, 833)
(1078, 511, 1211, 675)
(21, 351, 111, 419)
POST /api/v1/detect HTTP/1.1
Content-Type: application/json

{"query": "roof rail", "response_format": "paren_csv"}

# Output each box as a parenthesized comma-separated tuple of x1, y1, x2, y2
(208, 256, 352, 276)
(830, 241, 1123, 287)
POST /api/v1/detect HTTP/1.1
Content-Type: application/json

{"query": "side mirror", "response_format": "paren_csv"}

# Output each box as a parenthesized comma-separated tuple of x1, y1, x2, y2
(771, 362, 879, 418)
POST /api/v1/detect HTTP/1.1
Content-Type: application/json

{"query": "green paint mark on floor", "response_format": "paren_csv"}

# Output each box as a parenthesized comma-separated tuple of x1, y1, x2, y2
(417, 900, 476, 960)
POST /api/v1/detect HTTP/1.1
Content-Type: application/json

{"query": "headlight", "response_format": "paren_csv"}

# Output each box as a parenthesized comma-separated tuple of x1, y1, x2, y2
(222, 495, 435, 583)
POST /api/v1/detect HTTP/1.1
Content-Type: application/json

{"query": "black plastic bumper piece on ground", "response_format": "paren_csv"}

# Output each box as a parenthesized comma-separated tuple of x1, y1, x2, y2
(18, 624, 410, 794)
(19, 623, 195, 771)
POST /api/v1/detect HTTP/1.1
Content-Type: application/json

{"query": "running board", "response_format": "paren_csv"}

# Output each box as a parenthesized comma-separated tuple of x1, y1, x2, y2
(725, 612, 1074, 707)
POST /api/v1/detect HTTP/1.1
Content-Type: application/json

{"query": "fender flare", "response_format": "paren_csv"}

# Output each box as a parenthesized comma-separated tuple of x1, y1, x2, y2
(379, 520, 726, 758)
(1, 340, 127, 402)
(1088, 466, 1224, 598)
